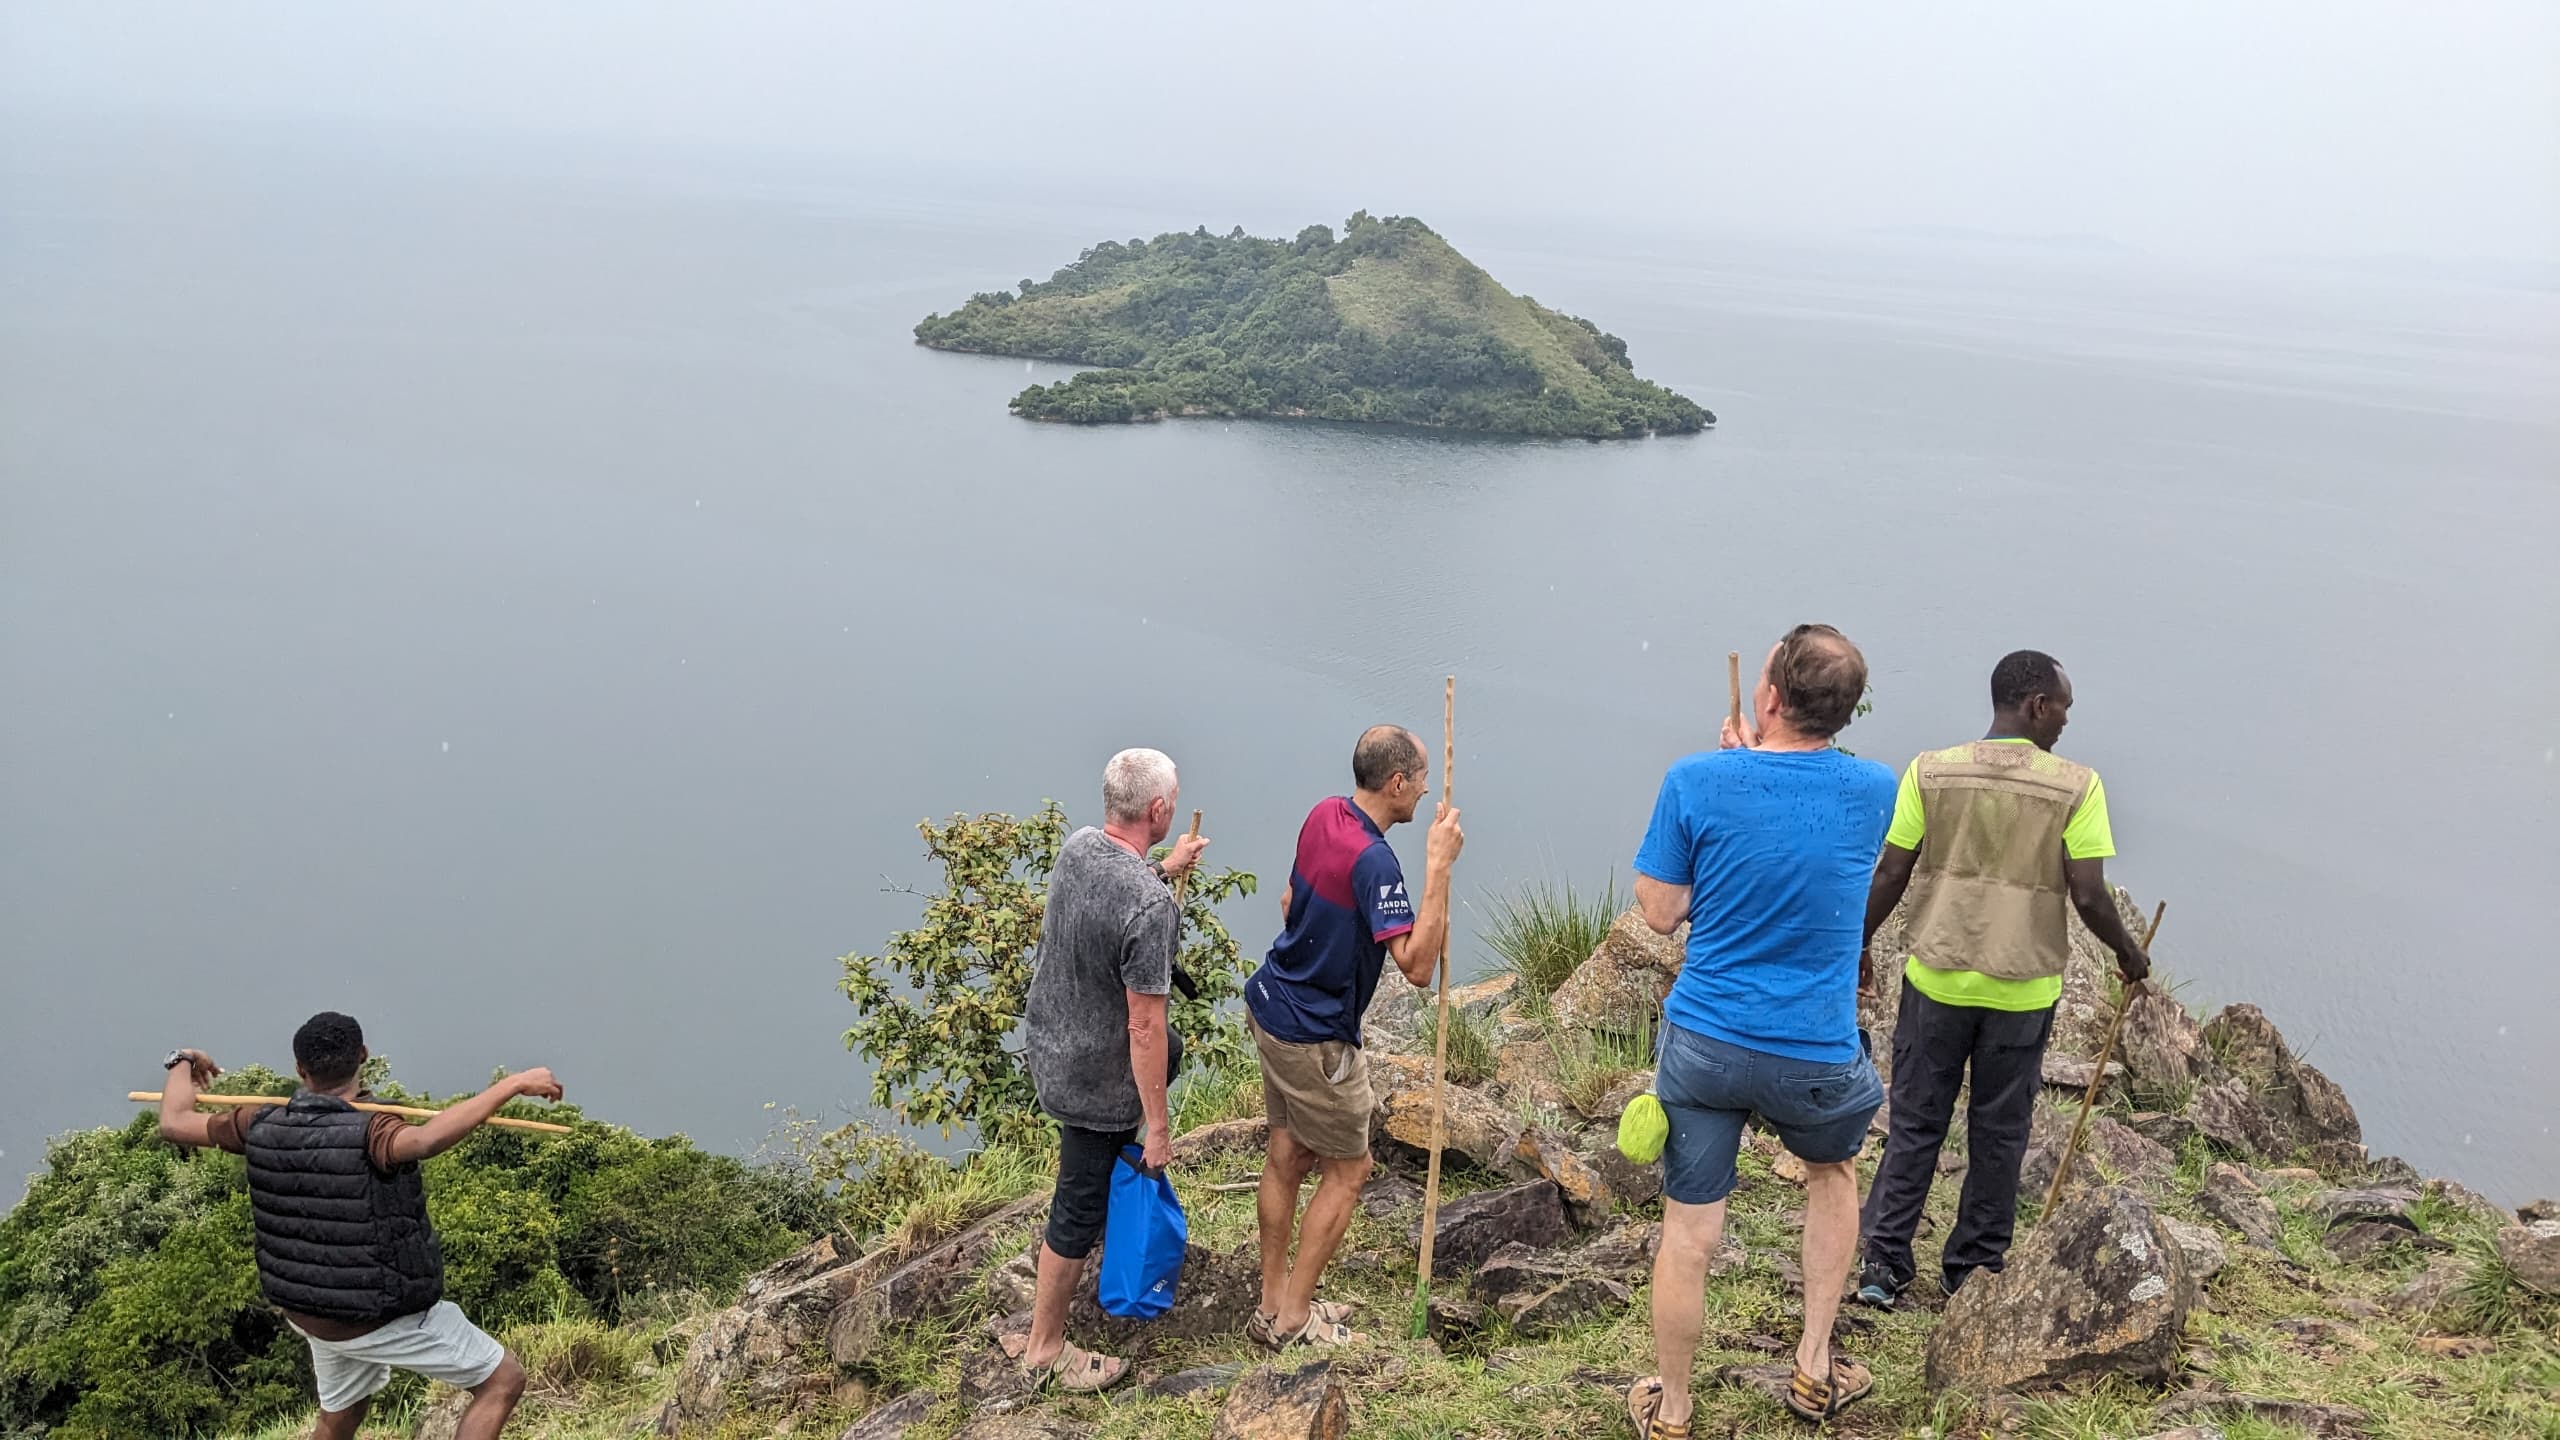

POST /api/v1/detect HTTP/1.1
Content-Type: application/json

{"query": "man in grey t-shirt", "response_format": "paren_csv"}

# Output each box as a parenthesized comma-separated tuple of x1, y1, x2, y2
(1014, 747, 1206, 1391)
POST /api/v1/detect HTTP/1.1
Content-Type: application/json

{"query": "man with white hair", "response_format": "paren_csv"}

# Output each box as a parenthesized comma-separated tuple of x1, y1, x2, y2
(1016, 746, 1208, 1391)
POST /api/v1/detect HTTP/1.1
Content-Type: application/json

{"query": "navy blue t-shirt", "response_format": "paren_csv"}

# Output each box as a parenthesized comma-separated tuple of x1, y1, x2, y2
(1633, 746, 1896, 1063)
(1246, 797, 1415, 1046)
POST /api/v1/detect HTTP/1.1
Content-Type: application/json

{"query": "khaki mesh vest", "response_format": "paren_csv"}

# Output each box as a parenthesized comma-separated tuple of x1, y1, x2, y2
(1903, 741, 2094, 983)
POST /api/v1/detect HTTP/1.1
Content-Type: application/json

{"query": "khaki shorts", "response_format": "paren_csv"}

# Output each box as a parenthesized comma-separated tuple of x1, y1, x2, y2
(1250, 1012, 1373, 1160)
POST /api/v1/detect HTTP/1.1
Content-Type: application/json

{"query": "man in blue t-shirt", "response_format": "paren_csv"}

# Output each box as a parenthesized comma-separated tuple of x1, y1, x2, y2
(1243, 724, 1463, 1351)
(1623, 625, 1895, 1434)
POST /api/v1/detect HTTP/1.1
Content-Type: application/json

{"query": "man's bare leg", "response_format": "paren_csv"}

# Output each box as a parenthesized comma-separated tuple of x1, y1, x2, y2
(1257, 1125, 1319, 1316)
(1273, 1152, 1372, 1333)
(455, 1353, 526, 1440)
(1649, 1195, 1728, 1431)
(312, 1398, 370, 1440)
(1797, 1159, 1859, 1381)
(1024, 1242, 1085, 1369)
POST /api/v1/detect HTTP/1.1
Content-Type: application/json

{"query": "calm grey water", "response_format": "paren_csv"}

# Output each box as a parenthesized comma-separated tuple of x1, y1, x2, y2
(5, 124, 2555, 1204)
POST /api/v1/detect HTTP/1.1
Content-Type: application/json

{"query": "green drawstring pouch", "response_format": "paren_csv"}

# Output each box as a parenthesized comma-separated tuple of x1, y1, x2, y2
(1617, 1091, 1669, 1165)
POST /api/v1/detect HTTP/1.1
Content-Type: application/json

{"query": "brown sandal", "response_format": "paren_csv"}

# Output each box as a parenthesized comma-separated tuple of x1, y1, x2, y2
(1783, 1356, 1873, 1422)
(1626, 1376, 1691, 1438)
(998, 1333, 1129, 1394)
(1248, 1299, 1356, 1350)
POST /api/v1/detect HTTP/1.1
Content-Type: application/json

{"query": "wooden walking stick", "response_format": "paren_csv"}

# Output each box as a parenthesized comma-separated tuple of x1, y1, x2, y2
(1170, 809, 1203, 907)
(1412, 676, 1456, 1337)
(133, 1092, 574, 1136)
(2036, 899, 2167, 1224)
(1727, 650, 1744, 735)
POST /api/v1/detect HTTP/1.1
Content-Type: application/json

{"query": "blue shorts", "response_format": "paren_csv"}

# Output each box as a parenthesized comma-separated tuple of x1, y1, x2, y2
(1655, 1020, 1884, 1205)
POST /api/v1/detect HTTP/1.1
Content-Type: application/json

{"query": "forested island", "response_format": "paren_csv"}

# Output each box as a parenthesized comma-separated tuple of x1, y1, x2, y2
(913, 213, 1714, 438)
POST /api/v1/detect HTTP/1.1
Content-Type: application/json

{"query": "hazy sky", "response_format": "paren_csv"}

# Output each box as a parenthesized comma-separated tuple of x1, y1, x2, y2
(5, 2, 2556, 259)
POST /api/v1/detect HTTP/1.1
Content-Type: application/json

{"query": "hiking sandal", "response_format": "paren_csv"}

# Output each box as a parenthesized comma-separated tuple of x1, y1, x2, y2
(1247, 1298, 1355, 1350)
(1625, 1377, 1692, 1439)
(998, 1333, 1129, 1395)
(1271, 1308, 1363, 1350)
(1782, 1356, 1873, 1423)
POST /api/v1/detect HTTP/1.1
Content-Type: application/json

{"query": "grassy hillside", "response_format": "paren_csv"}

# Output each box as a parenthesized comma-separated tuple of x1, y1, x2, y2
(912, 213, 1713, 438)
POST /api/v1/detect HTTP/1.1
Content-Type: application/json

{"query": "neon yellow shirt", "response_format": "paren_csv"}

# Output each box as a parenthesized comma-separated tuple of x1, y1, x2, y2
(1886, 738, 2113, 1011)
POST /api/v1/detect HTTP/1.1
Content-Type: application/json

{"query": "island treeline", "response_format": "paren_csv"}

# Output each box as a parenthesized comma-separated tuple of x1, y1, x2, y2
(914, 213, 1713, 439)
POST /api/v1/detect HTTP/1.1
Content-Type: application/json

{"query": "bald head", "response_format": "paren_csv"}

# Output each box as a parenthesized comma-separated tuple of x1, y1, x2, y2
(1767, 623, 1868, 739)
(1352, 725, 1426, 793)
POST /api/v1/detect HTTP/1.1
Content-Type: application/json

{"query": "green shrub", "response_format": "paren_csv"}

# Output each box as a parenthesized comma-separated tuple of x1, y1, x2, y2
(839, 803, 1258, 1146)
(1483, 876, 1618, 1002)
(0, 1079, 835, 1438)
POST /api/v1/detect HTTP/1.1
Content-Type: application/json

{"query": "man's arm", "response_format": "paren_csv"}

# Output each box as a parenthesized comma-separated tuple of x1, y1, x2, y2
(2066, 859, 2150, 984)
(1126, 989, 1172, 1170)
(1862, 844, 1920, 997)
(1633, 874, 1689, 937)
(1384, 808, 1465, 986)
(156, 1049, 222, 1148)
(384, 1068, 563, 1165)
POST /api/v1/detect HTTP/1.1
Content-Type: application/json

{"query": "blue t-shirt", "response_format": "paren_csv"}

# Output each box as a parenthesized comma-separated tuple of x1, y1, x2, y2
(1633, 747, 1897, 1063)
(1246, 797, 1415, 1046)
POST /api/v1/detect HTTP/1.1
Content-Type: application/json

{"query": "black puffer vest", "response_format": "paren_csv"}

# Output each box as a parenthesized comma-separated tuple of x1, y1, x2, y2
(242, 1093, 443, 1322)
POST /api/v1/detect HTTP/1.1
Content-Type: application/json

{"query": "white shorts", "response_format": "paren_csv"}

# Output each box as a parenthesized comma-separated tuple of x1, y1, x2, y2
(292, 1301, 506, 1414)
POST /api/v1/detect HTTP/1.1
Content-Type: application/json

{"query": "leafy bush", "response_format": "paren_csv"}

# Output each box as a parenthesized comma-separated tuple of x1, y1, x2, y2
(839, 803, 1258, 1146)
(0, 1080, 834, 1439)
(1484, 875, 1619, 1003)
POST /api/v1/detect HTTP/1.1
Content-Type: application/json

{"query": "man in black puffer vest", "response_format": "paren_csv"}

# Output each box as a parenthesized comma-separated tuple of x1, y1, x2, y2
(157, 1013, 564, 1440)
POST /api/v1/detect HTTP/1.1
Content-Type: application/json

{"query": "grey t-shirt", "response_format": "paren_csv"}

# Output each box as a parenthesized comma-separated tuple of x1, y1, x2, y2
(1025, 827, 1175, 1132)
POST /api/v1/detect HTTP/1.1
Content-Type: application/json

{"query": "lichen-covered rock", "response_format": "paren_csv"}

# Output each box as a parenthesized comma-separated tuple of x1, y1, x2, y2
(2310, 1185, 2418, 1228)
(1548, 908, 1684, 1035)
(2198, 1003, 2361, 1154)
(2324, 1219, 2431, 1263)
(1589, 1070, 1655, 1124)
(2021, 1107, 2175, 1206)
(1490, 1035, 1574, 1121)
(2497, 1219, 2560, 1295)
(2519, 1198, 2560, 1224)
(2185, 1079, 2286, 1158)
(2384, 1256, 2467, 1318)
(1211, 1360, 1350, 1440)
(2160, 1217, 2228, 1283)
(2154, 1390, 2371, 1439)
(1411, 1180, 1571, 1276)
(1924, 1185, 2194, 1393)
(2116, 987, 2209, 1094)
(1371, 1055, 1526, 1176)
(839, 1391, 939, 1440)
(827, 1193, 1048, 1367)
(2197, 1164, 2283, 1251)
(1578, 1131, 1662, 1210)
(1515, 1127, 1613, 1223)
(1447, 972, 1518, 1020)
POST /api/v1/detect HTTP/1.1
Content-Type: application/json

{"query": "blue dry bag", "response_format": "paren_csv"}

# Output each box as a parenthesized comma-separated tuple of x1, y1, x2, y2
(1097, 1146, 1187, 1319)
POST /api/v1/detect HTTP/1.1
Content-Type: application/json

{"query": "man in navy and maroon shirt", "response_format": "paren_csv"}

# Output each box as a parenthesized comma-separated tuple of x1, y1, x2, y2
(1244, 724, 1463, 1350)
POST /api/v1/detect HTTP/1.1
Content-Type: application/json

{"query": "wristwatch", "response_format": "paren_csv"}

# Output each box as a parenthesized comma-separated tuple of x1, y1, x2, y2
(163, 1050, 192, 1071)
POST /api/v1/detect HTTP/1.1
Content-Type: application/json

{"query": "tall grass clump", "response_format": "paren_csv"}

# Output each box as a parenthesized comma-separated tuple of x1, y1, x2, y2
(1483, 875, 1619, 1002)
(1415, 1005, 1499, 1086)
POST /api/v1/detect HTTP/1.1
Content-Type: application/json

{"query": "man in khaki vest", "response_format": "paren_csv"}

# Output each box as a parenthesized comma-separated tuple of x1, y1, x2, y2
(1853, 650, 2151, 1307)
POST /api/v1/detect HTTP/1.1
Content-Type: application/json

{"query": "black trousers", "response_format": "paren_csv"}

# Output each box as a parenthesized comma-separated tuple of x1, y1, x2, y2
(1859, 977, 2054, 1291)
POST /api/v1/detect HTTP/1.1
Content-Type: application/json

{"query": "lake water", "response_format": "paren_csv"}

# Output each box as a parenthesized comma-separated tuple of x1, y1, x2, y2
(4, 122, 2554, 1204)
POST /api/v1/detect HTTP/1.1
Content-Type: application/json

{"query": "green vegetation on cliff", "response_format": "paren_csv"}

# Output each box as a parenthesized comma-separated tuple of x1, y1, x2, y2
(913, 213, 1714, 438)
(0, 1063, 835, 1440)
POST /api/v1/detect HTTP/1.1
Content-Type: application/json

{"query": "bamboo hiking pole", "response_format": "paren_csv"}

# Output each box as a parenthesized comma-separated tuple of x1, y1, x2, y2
(1412, 676, 1456, 1338)
(132, 1092, 573, 1136)
(1727, 651, 1744, 734)
(1170, 809, 1203, 906)
(2036, 899, 2167, 1225)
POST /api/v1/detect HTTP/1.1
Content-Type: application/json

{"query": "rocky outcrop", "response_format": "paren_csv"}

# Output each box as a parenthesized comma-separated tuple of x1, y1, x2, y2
(1470, 1242, 1633, 1335)
(2020, 1106, 2176, 1206)
(2197, 1164, 2284, 1251)
(2498, 1219, 2560, 1294)
(2197, 1003, 2362, 1159)
(2159, 1217, 2228, 1284)
(1411, 1180, 1571, 1276)
(1547, 908, 1683, 1035)
(1514, 1127, 1615, 1224)
(1926, 1185, 2195, 1393)
(2116, 986, 2211, 1096)
(839, 1390, 939, 1440)
(1210, 1360, 1349, 1440)
(828, 1193, 1048, 1368)
(1371, 1053, 1525, 1176)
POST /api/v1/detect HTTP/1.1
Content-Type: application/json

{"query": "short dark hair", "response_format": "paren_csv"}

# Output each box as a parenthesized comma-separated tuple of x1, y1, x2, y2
(1351, 725, 1425, 792)
(1990, 650, 2065, 710)
(293, 1012, 366, 1088)
(1770, 624, 1868, 739)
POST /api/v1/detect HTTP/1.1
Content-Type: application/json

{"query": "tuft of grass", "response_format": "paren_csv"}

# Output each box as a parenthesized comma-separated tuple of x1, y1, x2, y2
(1482, 875, 1619, 1002)
(1172, 1056, 1266, 1132)
(2447, 1230, 2560, 1337)
(883, 1138, 1054, 1258)
(1415, 1004, 1499, 1086)
(508, 1318, 651, 1398)
(1548, 1019, 1654, 1118)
